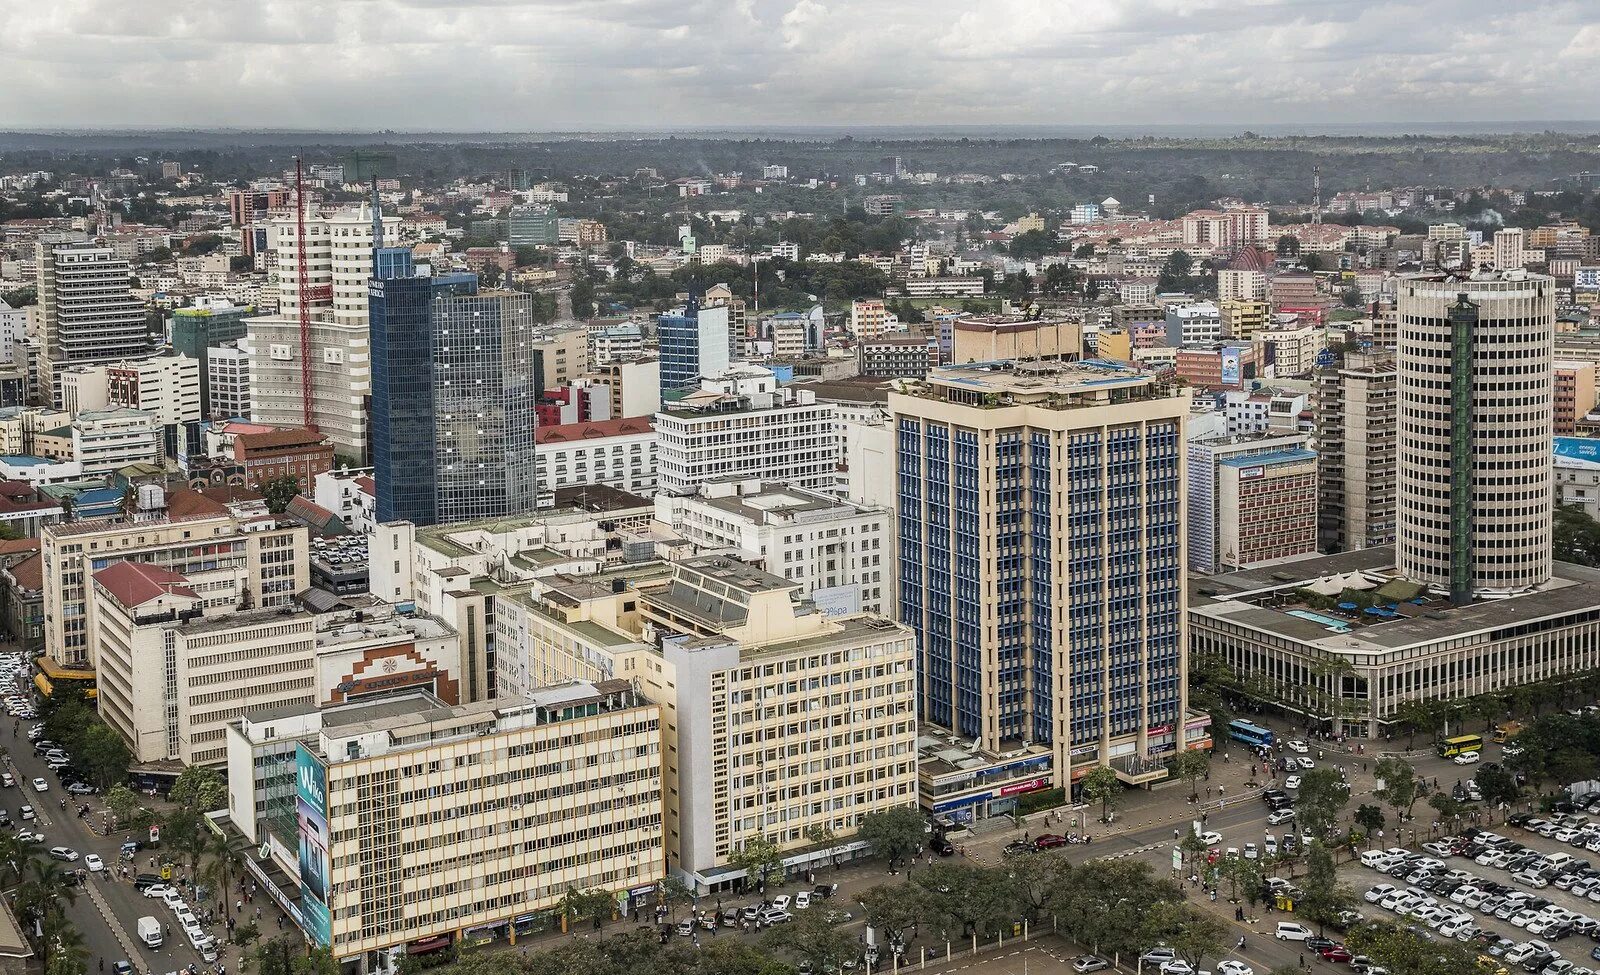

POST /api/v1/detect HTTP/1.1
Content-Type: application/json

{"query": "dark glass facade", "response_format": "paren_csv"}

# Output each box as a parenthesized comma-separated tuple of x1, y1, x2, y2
(369, 272, 478, 525)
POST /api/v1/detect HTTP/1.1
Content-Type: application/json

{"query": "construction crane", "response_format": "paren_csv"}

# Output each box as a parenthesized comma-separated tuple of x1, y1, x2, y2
(295, 157, 317, 431)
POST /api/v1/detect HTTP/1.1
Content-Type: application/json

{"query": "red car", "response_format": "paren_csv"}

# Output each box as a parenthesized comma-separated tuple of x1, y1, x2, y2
(1319, 946, 1351, 963)
(1033, 834, 1069, 849)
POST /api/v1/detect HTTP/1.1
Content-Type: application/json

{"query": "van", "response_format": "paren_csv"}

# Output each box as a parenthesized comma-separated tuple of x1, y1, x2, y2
(137, 916, 162, 948)
(1275, 922, 1313, 942)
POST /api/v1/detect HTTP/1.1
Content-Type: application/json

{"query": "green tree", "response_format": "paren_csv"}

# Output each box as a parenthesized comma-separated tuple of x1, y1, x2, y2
(1174, 748, 1210, 800)
(856, 806, 925, 870)
(1344, 921, 1488, 975)
(1276, 235, 1301, 257)
(1295, 842, 1354, 934)
(1294, 767, 1350, 841)
(44, 923, 89, 975)
(1144, 902, 1228, 971)
(231, 920, 260, 950)
(1429, 792, 1465, 831)
(857, 882, 920, 948)
(1079, 766, 1123, 824)
(170, 765, 229, 812)
(1003, 848, 1073, 920)
(76, 723, 131, 792)
(1475, 764, 1520, 811)
(911, 863, 1018, 940)
(728, 835, 785, 893)
(761, 906, 858, 973)
(571, 275, 597, 318)
(656, 875, 693, 922)
(1555, 505, 1600, 567)
(1354, 804, 1385, 838)
(1156, 250, 1195, 293)
(1374, 756, 1418, 825)
(261, 474, 301, 515)
(560, 887, 616, 931)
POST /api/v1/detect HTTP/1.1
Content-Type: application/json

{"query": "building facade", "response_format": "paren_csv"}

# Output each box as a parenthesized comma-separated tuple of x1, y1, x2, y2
(225, 683, 664, 968)
(35, 243, 153, 404)
(1396, 272, 1555, 600)
(1187, 433, 1317, 574)
(1314, 350, 1398, 553)
(535, 417, 656, 497)
(655, 369, 837, 496)
(658, 303, 731, 398)
(891, 361, 1196, 793)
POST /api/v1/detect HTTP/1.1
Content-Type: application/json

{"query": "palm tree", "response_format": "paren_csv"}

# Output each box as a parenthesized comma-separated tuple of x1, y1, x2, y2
(44, 919, 88, 975)
(0, 829, 41, 889)
(200, 831, 246, 910)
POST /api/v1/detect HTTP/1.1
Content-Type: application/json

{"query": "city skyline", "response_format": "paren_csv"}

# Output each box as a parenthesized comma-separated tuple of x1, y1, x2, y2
(2, 0, 1597, 129)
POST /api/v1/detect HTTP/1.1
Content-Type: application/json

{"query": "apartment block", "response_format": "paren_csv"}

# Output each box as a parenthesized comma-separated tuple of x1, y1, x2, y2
(654, 479, 890, 614)
(224, 682, 664, 963)
(1314, 350, 1397, 553)
(1556, 361, 1598, 435)
(858, 334, 942, 378)
(535, 417, 656, 497)
(35, 243, 154, 403)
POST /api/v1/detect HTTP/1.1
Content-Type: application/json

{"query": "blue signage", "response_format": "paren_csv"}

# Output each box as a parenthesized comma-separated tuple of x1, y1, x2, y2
(295, 744, 332, 946)
(1555, 437, 1600, 469)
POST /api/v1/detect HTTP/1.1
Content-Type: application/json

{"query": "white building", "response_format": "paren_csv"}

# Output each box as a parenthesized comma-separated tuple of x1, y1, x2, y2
(1165, 302, 1223, 346)
(206, 342, 251, 420)
(535, 417, 657, 497)
(248, 204, 399, 461)
(654, 479, 891, 614)
(70, 408, 164, 475)
(312, 468, 376, 535)
(106, 355, 201, 430)
(590, 323, 644, 366)
(1218, 268, 1268, 302)
(655, 367, 837, 495)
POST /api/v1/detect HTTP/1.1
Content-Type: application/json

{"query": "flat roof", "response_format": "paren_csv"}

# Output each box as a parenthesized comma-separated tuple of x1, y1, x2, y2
(1191, 546, 1600, 656)
(1219, 448, 1316, 467)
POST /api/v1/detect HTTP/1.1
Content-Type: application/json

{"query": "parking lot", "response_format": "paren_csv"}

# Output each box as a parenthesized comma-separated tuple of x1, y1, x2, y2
(1346, 810, 1600, 975)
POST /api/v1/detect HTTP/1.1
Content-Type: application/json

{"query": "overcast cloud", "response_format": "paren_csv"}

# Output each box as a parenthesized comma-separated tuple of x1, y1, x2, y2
(0, 0, 1595, 129)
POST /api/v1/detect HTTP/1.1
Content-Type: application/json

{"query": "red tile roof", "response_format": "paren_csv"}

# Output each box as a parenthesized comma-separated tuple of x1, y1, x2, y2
(0, 539, 40, 557)
(536, 416, 655, 446)
(92, 561, 197, 608)
(355, 476, 375, 495)
(5, 553, 40, 592)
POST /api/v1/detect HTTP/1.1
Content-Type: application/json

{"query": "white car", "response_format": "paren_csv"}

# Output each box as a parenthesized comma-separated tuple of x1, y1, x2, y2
(769, 894, 790, 911)
(30, 778, 46, 792)
(1196, 831, 1223, 846)
(1160, 962, 1195, 975)
(1284, 775, 1302, 790)
(142, 884, 173, 900)
(1217, 962, 1255, 975)
(47, 847, 76, 862)
(1454, 751, 1481, 766)
(83, 854, 103, 872)
(1268, 809, 1296, 825)
(1286, 740, 1309, 753)
(794, 891, 811, 910)
(1365, 884, 1397, 904)
(1243, 843, 1259, 860)
(1294, 756, 1315, 770)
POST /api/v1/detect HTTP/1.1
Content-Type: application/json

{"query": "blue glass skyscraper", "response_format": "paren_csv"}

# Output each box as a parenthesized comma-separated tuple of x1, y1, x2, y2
(369, 269, 479, 525)
(658, 297, 731, 400)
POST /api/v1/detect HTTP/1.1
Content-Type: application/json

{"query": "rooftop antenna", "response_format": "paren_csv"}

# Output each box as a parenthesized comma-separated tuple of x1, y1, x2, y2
(1312, 166, 1322, 225)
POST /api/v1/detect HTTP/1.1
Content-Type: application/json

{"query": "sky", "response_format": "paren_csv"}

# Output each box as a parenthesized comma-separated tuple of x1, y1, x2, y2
(1, 0, 1596, 131)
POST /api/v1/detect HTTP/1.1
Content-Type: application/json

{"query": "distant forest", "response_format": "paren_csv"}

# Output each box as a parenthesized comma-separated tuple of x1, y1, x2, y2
(2, 130, 1598, 214)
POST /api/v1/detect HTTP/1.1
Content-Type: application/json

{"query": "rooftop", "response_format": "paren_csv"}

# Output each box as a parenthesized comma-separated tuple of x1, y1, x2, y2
(1191, 546, 1600, 657)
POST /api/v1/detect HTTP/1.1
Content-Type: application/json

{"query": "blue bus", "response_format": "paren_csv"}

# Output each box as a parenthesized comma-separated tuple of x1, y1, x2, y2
(1228, 719, 1275, 748)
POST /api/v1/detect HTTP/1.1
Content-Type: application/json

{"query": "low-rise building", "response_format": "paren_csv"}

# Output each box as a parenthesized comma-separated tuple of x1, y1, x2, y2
(1174, 344, 1262, 390)
(654, 479, 890, 614)
(535, 417, 657, 497)
(950, 314, 1080, 365)
(225, 681, 664, 963)
(857, 334, 942, 378)
(1555, 436, 1600, 520)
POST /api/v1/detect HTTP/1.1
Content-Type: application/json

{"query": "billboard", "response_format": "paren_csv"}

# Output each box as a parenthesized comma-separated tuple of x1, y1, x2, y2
(1220, 348, 1241, 387)
(295, 743, 332, 946)
(1555, 437, 1600, 470)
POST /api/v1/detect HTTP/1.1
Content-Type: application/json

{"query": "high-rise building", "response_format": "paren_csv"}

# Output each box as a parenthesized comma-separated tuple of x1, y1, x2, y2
(369, 275, 538, 526)
(1186, 433, 1317, 574)
(205, 342, 251, 420)
(246, 204, 400, 461)
(658, 301, 730, 398)
(1314, 350, 1398, 553)
(891, 360, 1196, 789)
(1554, 361, 1598, 434)
(655, 367, 836, 495)
(170, 299, 252, 411)
(507, 204, 558, 247)
(1493, 228, 1527, 271)
(1396, 272, 1554, 601)
(34, 243, 153, 404)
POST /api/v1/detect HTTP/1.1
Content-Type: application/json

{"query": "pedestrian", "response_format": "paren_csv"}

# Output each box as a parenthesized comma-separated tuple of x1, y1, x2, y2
(1299, 954, 1305, 968)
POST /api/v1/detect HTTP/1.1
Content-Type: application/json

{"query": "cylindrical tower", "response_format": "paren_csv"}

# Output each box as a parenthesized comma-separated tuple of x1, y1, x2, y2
(1396, 272, 1554, 600)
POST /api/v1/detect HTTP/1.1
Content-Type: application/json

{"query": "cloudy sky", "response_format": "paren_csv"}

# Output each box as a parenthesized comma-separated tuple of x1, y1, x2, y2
(1, 0, 1595, 130)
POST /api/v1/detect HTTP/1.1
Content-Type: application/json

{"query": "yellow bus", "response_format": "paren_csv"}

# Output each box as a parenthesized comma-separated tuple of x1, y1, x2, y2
(1437, 734, 1484, 758)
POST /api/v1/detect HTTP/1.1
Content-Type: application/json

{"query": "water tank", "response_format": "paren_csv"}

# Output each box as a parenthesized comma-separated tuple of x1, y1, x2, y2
(137, 484, 166, 511)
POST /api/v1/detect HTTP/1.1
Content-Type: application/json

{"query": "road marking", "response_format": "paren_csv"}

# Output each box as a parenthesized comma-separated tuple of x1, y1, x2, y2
(85, 879, 149, 975)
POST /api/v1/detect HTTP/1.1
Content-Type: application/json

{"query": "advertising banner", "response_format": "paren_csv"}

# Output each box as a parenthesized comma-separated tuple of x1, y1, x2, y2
(295, 743, 333, 946)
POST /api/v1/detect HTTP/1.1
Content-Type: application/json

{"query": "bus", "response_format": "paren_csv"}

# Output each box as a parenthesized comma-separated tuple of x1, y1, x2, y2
(1228, 719, 1275, 749)
(1437, 734, 1484, 758)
